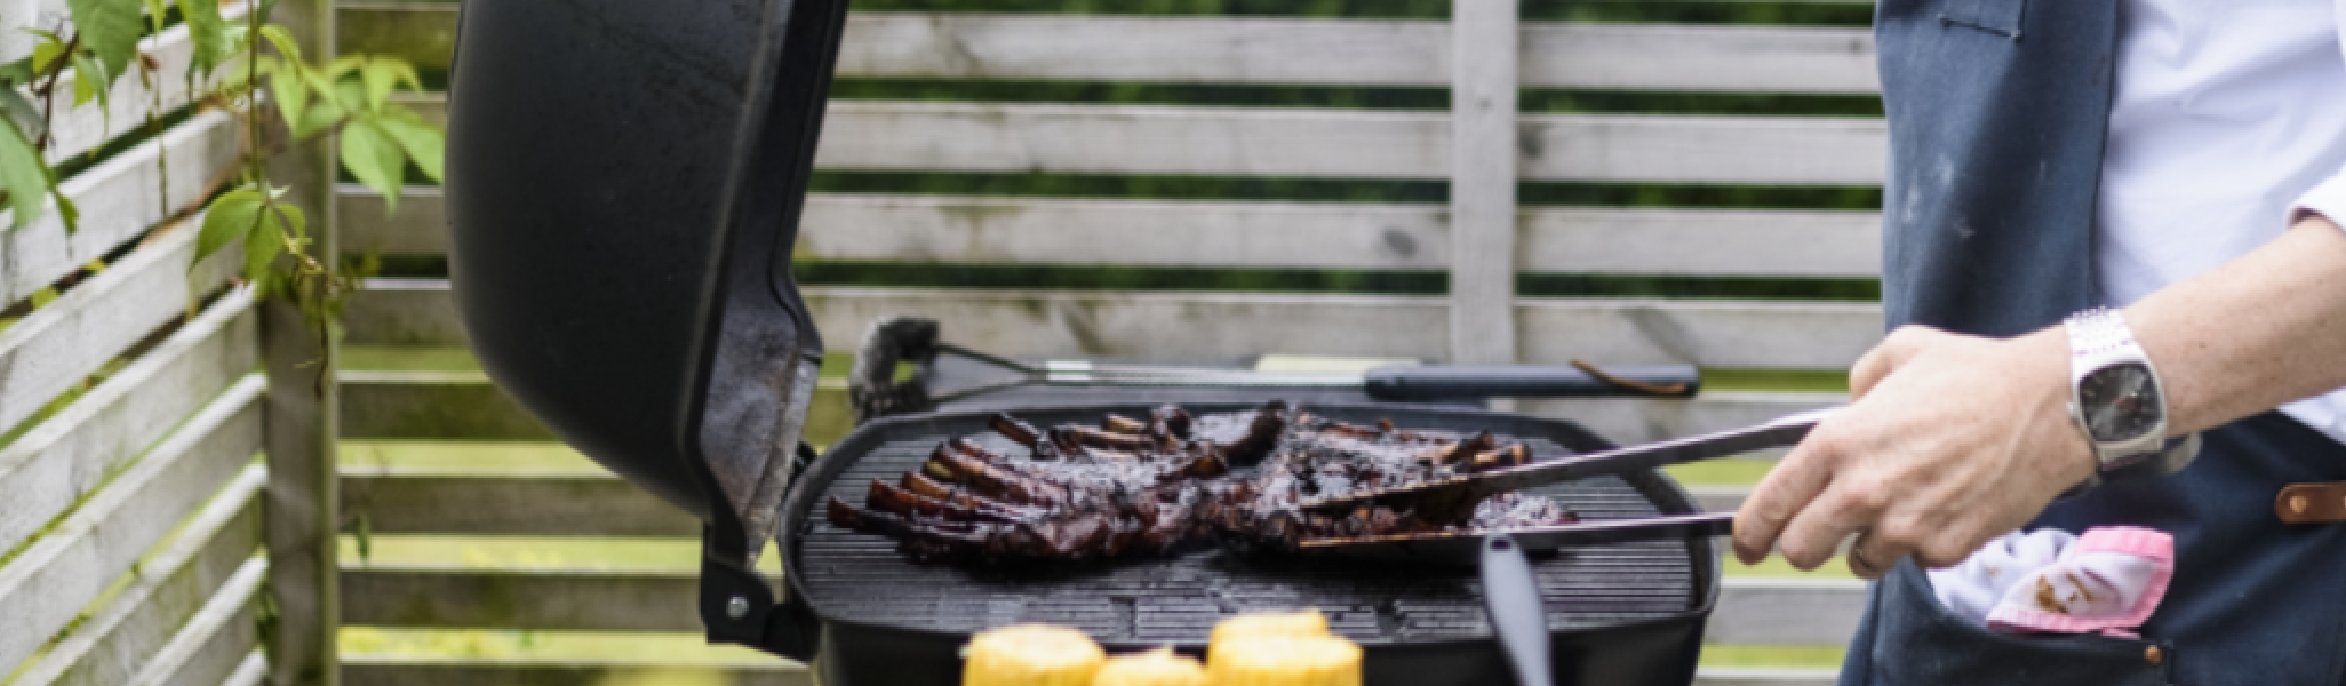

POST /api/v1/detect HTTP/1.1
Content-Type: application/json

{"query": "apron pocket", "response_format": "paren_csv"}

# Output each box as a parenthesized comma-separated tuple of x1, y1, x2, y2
(1939, 0, 2026, 38)
(1846, 561, 2174, 686)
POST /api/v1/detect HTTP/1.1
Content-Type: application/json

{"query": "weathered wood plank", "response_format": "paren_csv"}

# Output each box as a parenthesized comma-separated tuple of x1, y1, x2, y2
(1524, 23, 1876, 94)
(0, 374, 264, 670)
(0, 110, 241, 307)
(343, 662, 813, 686)
(382, 97, 1886, 183)
(345, 280, 1881, 368)
(1449, 0, 1518, 367)
(342, 473, 696, 536)
(0, 221, 237, 435)
(341, 567, 771, 631)
(339, 370, 553, 440)
(1709, 577, 1867, 646)
(12, 467, 264, 686)
(126, 557, 265, 686)
(222, 652, 270, 686)
(343, 8, 1878, 93)
(42, 1, 251, 164)
(0, 288, 257, 554)
(266, 0, 340, 681)
(342, 190, 1884, 277)
(812, 102, 1887, 185)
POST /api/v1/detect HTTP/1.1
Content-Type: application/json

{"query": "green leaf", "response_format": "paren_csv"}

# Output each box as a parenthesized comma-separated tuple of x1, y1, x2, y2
(69, 52, 108, 110)
(0, 88, 46, 142)
(0, 118, 51, 229)
(196, 188, 265, 263)
(29, 286, 56, 307)
(258, 24, 302, 64)
(340, 118, 405, 212)
(26, 29, 67, 75)
(52, 190, 77, 232)
(65, 0, 143, 88)
(376, 115, 442, 184)
(176, 0, 228, 75)
(0, 58, 35, 85)
(265, 57, 307, 130)
(143, 0, 166, 33)
(242, 203, 285, 282)
(272, 200, 306, 242)
(291, 93, 343, 139)
(358, 59, 396, 113)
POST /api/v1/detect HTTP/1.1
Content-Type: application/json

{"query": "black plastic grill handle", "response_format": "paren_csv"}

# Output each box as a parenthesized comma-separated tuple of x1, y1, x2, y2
(1362, 365, 1701, 400)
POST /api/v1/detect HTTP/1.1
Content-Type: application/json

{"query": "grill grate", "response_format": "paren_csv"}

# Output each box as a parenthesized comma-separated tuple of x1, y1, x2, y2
(786, 403, 1709, 647)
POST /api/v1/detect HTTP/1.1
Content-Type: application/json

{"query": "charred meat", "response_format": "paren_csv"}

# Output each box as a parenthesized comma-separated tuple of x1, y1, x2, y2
(824, 402, 1580, 564)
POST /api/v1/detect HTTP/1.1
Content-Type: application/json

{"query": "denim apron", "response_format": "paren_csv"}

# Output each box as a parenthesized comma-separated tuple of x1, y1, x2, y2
(1852, 0, 2346, 683)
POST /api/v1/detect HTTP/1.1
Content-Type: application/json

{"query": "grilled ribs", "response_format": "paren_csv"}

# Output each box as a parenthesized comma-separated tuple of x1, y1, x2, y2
(824, 402, 1581, 564)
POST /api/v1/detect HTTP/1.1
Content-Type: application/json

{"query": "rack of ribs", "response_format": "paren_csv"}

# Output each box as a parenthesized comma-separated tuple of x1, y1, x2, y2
(823, 402, 1581, 565)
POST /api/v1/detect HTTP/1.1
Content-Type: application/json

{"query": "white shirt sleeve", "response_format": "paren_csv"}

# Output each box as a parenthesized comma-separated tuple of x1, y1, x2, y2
(2306, 1, 2346, 224)
(2298, 172, 2346, 224)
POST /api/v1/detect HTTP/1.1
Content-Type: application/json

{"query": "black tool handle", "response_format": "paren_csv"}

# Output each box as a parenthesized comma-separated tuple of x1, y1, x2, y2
(1481, 534, 1555, 686)
(1363, 364, 1700, 400)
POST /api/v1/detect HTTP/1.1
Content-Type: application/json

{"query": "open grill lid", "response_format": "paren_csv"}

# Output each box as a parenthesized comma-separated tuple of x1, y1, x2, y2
(441, 0, 850, 569)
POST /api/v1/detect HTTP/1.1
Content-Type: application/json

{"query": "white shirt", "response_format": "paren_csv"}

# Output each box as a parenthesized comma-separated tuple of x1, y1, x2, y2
(2097, 0, 2346, 443)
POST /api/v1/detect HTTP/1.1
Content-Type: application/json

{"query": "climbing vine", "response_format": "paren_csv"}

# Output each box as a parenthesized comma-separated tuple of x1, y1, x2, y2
(0, 0, 442, 322)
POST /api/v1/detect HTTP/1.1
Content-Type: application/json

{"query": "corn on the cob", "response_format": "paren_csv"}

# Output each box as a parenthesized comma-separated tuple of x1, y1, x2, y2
(1091, 647, 1208, 686)
(963, 624, 1106, 686)
(1205, 635, 1363, 686)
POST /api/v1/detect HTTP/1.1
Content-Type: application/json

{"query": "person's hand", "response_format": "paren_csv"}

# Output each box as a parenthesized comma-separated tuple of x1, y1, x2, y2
(1731, 325, 2100, 579)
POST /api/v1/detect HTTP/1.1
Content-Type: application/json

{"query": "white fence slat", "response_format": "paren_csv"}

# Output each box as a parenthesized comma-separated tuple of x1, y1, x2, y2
(12, 467, 264, 686)
(42, 1, 251, 164)
(126, 557, 265, 686)
(350, 189, 1883, 277)
(1520, 208, 1880, 277)
(0, 0, 68, 61)
(219, 652, 268, 686)
(1709, 577, 1868, 646)
(0, 221, 238, 433)
(810, 102, 1888, 185)
(839, 14, 1450, 85)
(1449, 0, 1517, 366)
(1524, 24, 1876, 94)
(0, 288, 257, 555)
(341, 11, 1878, 93)
(1516, 299, 1880, 369)
(0, 110, 243, 306)
(0, 375, 263, 670)
(343, 280, 1880, 369)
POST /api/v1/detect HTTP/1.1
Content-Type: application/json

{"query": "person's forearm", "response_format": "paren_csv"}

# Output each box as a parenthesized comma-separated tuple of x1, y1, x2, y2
(2126, 215, 2346, 434)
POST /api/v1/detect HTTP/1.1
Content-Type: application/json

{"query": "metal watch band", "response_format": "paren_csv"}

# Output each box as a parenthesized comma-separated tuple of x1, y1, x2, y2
(2066, 306, 2138, 361)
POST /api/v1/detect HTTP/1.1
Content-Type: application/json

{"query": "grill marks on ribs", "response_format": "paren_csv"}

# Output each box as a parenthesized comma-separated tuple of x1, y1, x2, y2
(824, 402, 1580, 564)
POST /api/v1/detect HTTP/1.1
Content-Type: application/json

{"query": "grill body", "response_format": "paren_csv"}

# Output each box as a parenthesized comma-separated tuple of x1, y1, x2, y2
(776, 402, 1719, 685)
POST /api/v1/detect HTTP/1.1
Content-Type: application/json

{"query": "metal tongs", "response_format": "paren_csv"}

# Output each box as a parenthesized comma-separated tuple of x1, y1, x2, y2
(1291, 407, 1840, 562)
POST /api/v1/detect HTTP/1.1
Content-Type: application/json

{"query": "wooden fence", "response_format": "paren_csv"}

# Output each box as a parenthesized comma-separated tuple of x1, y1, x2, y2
(330, 2, 1874, 685)
(0, 1, 340, 685)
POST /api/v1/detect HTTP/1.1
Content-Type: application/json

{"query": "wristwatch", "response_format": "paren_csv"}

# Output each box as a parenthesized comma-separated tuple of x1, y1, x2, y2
(2063, 307, 2200, 492)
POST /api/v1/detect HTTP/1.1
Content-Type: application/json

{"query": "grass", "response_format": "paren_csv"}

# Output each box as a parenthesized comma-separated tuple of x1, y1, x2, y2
(1663, 460, 1777, 486)
(341, 627, 797, 666)
(1699, 644, 1847, 668)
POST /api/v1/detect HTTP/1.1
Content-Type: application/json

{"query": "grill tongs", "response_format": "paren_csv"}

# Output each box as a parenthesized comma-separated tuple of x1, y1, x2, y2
(1291, 408, 1838, 562)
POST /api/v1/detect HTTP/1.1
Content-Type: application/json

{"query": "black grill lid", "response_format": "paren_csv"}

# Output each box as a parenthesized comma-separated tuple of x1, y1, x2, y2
(442, 0, 850, 567)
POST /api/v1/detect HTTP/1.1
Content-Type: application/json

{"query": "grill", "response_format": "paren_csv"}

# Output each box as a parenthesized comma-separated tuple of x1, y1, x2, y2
(774, 403, 1719, 685)
(440, 0, 1722, 682)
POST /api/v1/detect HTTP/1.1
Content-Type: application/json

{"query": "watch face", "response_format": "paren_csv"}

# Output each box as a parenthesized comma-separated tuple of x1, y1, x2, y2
(2080, 362, 2164, 442)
